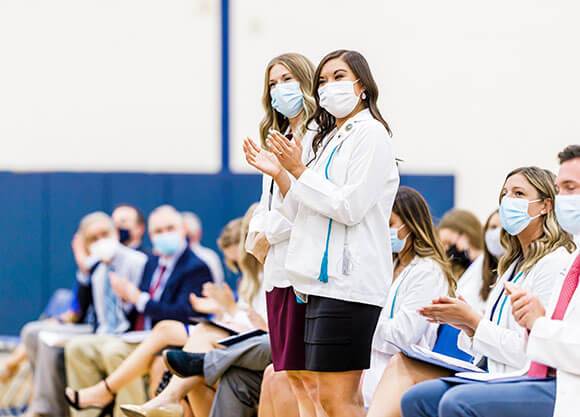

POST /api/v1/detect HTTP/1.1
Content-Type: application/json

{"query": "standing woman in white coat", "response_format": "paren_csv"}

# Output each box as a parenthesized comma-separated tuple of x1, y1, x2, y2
(242, 53, 324, 416)
(400, 166, 576, 417)
(267, 49, 399, 417)
(364, 186, 456, 413)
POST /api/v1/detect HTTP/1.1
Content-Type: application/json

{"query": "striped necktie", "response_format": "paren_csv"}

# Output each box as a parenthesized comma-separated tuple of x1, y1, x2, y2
(528, 253, 580, 377)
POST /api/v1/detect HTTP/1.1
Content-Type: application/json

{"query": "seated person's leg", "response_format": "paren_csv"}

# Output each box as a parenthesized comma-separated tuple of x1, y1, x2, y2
(66, 334, 117, 417)
(0, 343, 27, 380)
(100, 338, 148, 417)
(67, 320, 188, 409)
(438, 379, 556, 417)
(208, 367, 263, 417)
(400, 378, 454, 417)
(367, 353, 453, 417)
(120, 323, 229, 415)
(29, 343, 67, 417)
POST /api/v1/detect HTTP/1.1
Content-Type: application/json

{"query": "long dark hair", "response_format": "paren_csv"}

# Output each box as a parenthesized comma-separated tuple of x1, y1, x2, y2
(393, 186, 457, 296)
(306, 49, 392, 163)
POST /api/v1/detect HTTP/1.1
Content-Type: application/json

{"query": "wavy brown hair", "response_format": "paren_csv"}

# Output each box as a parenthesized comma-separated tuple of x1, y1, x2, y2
(306, 49, 392, 164)
(480, 210, 500, 301)
(258, 53, 316, 147)
(437, 209, 484, 278)
(498, 167, 576, 276)
(393, 186, 457, 296)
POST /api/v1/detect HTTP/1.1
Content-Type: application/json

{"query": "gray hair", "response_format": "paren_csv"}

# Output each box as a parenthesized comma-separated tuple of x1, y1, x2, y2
(148, 205, 183, 230)
(79, 211, 115, 239)
(182, 211, 202, 236)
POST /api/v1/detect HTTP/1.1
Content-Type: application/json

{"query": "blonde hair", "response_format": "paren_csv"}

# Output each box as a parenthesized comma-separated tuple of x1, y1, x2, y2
(498, 167, 576, 276)
(217, 218, 243, 272)
(394, 187, 457, 296)
(258, 53, 316, 147)
(216, 204, 263, 305)
(237, 203, 263, 305)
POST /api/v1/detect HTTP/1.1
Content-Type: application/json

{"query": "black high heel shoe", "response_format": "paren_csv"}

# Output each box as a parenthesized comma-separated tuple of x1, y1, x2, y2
(64, 379, 115, 417)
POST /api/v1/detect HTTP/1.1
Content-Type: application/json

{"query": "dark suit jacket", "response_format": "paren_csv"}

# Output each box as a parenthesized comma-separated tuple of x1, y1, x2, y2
(133, 247, 212, 327)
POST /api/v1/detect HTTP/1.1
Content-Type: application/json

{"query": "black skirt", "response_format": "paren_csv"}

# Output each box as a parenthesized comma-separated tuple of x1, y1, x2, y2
(304, 295, 381, 372)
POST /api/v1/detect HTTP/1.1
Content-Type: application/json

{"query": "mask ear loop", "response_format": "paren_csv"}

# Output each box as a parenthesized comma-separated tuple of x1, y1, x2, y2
(528, 198, 546, 219)
(398, 224, 411, 241)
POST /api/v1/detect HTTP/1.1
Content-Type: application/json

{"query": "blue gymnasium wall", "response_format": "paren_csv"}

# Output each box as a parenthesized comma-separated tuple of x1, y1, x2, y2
(0, 1, 454, 335)
(0, 171, 453, 335)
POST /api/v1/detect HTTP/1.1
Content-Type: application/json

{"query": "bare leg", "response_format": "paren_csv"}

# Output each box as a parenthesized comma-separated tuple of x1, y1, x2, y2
(257, 365, 278, 417)
(316, 371, 365, 417)
(366, 353, 453, 417)
(286, 370, 328, 417)
(0, 344, 27, 380)
(137, 323, 229, 411)
(66, 320, 188, 408)
(148, 356, 167, 399)
(185, 376, 215, 417)
(258, 365, 302, 417)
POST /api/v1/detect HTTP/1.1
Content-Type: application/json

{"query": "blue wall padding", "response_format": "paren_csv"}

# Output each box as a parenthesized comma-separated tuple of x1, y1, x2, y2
(0, 171, 453, 335)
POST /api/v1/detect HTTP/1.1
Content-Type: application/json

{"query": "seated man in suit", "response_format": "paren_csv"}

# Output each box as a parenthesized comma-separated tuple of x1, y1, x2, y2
(21, 211, 148, 417)
(65, 205, 212, 417)
(112, 204, 150, 255)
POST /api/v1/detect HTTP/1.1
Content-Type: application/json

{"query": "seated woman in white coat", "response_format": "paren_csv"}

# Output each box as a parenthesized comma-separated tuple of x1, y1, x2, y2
(400, 165, 576, 417)
(363, 186, 456, 411)
(410, 144, 580, 417)
(364, 209, 506, 417)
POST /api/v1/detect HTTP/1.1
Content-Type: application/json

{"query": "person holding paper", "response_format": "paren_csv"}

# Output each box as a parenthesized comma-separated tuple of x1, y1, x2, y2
(64, 206, 213, 417)
(363, 187, 456, 412)
(400, 164, 576, 417)
(118, 205, 266, 417)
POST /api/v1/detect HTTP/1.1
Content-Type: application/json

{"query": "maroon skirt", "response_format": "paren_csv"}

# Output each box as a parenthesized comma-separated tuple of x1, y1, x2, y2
(266, 286, 307, 371)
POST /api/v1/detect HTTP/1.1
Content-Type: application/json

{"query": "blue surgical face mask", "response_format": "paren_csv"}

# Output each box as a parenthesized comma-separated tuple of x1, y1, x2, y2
(499, 197, 543, 236)
(390, 226, 409, 253)
(270, 81, 304, 118)
(152, 232, 183, 256)
(555, 194, 580, 235)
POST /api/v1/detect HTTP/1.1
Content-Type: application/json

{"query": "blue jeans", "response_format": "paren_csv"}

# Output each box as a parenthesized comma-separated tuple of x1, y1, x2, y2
(401, 378, 556, 417)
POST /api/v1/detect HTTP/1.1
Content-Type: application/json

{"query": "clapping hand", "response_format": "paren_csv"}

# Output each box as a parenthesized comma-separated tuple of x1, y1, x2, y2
(189, 293, 225, 315)
(418, 295, 482, 337)
(202, 282, 238, 315)
(243, 137, 283, 178)
(266, 130, 306, 179)
(71, 232, 90, 274)
(505, 282, 546, 330)
(109, 272, 142, 305)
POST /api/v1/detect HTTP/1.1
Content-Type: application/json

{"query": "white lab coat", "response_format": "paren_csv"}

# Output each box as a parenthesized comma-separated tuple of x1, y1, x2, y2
(246, 125, 317, 291)
(281, 109, 400, 306)
(456, 255, 488, 314)
(362, 256, 449, 405)
(457, 246, 572, 373)
(526, 250, 580, 417)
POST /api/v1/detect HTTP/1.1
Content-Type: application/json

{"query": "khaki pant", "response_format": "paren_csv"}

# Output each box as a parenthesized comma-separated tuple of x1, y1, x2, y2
(65, 334, 147, 417)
